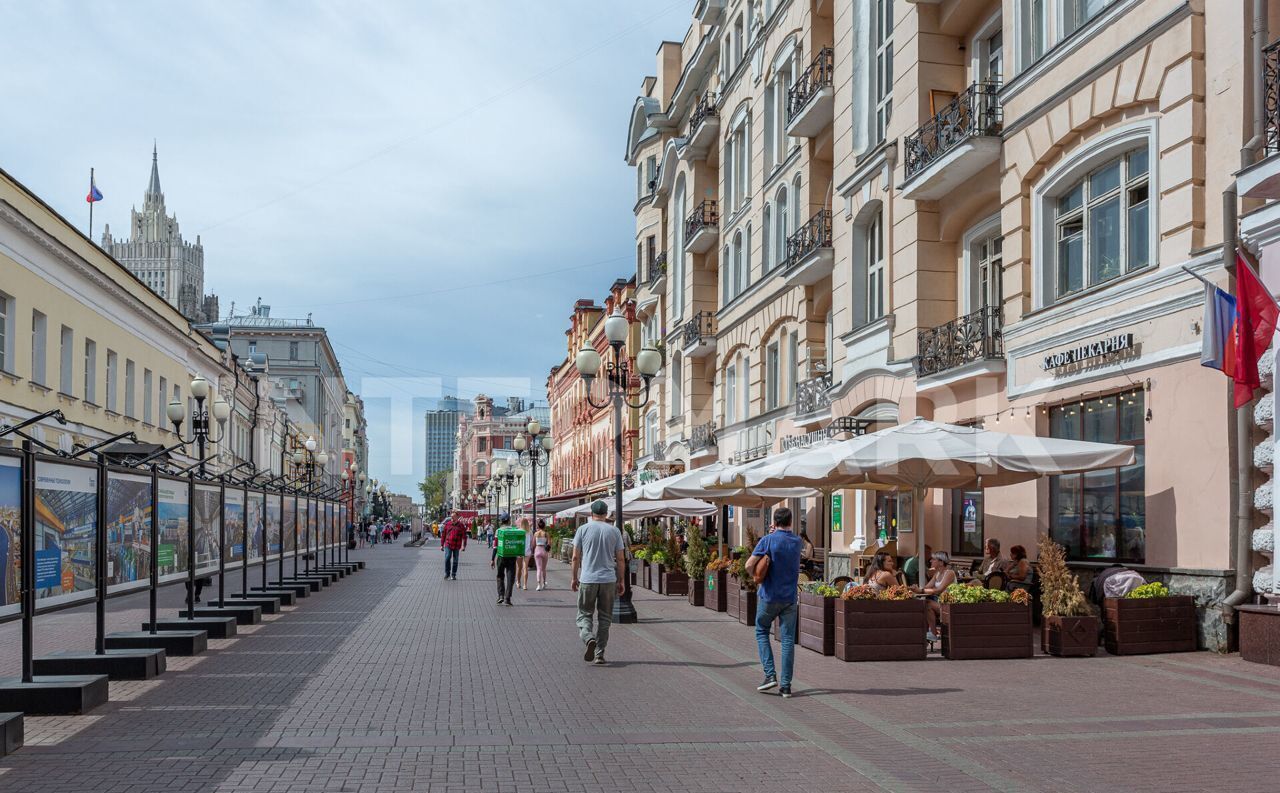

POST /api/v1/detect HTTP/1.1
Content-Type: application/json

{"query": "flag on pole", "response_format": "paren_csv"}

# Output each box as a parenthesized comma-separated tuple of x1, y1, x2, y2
(1199, 282, 1238, 375)
(1232, 251, 1279, 408)
(85, 173, 102, 203)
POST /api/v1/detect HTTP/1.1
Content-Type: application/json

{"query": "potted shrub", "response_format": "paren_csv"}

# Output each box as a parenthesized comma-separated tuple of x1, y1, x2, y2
(1104, 582, 1197, 655)
(1037, 537, 1099, 657)
(683, 526, 710, 607)
(799, 582, 840, 656)
(940, 584, 1033, 660)
(724, 547, 749, 620)
(660, 531, 689, 596)
(634, 548, 651, 589)
(834, 584, 927, 661)
(704, 555, 729, 612)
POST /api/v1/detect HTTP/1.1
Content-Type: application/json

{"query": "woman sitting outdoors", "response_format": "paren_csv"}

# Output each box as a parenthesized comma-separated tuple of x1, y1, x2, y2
(1005, 545, 1031, 589)
(912, 551, 956, 642)
(862, 552, 897, 592)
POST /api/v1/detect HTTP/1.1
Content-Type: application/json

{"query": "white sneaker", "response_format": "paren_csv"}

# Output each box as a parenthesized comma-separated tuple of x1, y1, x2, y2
(925, 630, 939, 643)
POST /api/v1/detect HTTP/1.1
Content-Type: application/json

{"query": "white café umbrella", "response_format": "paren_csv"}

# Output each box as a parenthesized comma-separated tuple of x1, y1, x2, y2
(633, 462, 817, 506)
(555, 496, 717, 521)
(733, 418, 1136, 588)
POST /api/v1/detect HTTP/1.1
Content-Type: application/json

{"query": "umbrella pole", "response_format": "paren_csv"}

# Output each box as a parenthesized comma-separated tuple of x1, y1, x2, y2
(915, 485, 927, 590)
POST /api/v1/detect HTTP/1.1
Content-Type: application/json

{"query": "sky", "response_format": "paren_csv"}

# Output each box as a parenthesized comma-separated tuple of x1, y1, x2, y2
(0, 0, 691, 496)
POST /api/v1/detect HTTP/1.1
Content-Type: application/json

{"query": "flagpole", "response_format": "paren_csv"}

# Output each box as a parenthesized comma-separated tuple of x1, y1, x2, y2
(88, 167, 94, 240)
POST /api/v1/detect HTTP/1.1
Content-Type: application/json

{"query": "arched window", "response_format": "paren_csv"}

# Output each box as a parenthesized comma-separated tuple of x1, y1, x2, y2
(776, 186, 789, 265)
(722, 243, 732, 306)
(852, 201, 886, 328)
(673, 176, 687, 319)
(791, 174, 804, 231)
(645, 410, 659, 456)
(476, 460, 487, 477)
(743, 222, 752, 293)
(733, 230, 744, 300)
(762, 204, 773, 272)
(671, 351, 684, 417)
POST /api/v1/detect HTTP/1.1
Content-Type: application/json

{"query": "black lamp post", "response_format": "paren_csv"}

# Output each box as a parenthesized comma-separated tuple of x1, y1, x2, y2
(514, 420, 552, 528)
(292, 437, 328, 573)
(574, 308, 662, 623)
(166, 374, 230, 478)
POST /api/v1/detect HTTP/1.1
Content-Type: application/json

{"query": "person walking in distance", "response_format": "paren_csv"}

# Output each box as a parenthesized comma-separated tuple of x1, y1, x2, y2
(571, 500, 626, 665)
(441, 517, 467, 581)
(745, 508, 803, 698)
(532, 520, 551, 591)
(490, 512, 524, 606)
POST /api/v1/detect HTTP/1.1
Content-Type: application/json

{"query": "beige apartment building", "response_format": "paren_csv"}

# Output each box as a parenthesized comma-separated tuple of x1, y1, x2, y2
(627, 0, 1280, 649)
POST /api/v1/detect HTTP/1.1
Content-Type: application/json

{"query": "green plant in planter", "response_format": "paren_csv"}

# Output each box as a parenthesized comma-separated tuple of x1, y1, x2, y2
(635, 549, 650, 561)
(665, 530, 682, 569)
(803, 581, 840, 598)
(728, 554, 756, 590)
(650, 550, 669, 566)
(939, 583, 1012, 604)
(683, 525, 710, 579)
(1037, 536, 1093, 617)
(1126, 581, 1170, 599)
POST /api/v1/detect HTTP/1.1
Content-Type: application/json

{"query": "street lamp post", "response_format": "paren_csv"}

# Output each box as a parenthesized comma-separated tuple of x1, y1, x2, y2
(292, 437, 328, 574)
(514, 420, 553, 530)
(574, 309, 661, 623)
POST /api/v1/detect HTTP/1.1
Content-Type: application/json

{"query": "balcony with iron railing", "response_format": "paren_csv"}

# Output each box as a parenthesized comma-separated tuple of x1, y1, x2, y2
(685, 92, 720, 158)
(911, 306, 1005, 381)
(794, 372, 833, 421)
(648, 252, 668, 288)
(783, 209, 834, 286)
(1241, 39, 1280, 199)
(681, 311, 716, 358)
(690, 420, 717, 453)
(786, 47, 834, 138)
(901, 81, 1003, 201)
(684, 200, 719, 254)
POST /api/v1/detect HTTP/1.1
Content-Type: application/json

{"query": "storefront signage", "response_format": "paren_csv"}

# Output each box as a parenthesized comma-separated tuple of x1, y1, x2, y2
(831, 494, 843, 533)
(781, 418, 870, 452)
(1042, 333, 1134, 370)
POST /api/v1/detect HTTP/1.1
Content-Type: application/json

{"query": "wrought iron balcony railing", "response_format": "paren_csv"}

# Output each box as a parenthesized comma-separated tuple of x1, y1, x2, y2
(1266, 39, 1280, 155)
(685, 200, 718, 240)
(691, 420, 717, 451)
(785, 209, 833, 268)
(903, 81, 1003, 181)
(912, 305, 1004, 378)
(647, 253, 667, 286)
(787, 47, 834, 123)
(795, 372, 833, 416)
(682, 311, 716, 347)
(689, 91, 719, 137)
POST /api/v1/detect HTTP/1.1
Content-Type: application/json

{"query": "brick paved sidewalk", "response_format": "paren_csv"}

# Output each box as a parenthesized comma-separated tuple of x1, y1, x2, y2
(1, 542, 1278, 792)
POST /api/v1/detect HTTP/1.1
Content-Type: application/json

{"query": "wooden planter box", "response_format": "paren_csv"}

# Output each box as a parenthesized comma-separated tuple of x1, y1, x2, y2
(725, 577, 741, 620)
(687, 576, 706, 607)
(1103, 596, 1197, 655)
(737, 587, 758, 626)
(835, 599, 927, 661)
(641, 561, 653, 591)
(704, 569, 727, 612)
(941, 602, 1033, 660)
(1041, 615, 1099, 657)
(1238, 605, 1280, 666)
(798, 592, 836, 656)
(661, 569, 689, 596)
(629, 558, 641, 586)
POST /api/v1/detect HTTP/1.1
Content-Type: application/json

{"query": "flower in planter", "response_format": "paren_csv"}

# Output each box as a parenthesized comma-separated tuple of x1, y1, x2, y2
(880, 584, 915, 601)
(802, 581, 841, 598)
(841, 584, 879, 601)
(1126, 581, 1170, 599)
(1010, 588, 1032, 606)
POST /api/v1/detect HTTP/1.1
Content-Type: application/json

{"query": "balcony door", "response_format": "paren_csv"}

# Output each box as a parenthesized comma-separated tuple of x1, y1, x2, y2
(965, 220, 1003, 314)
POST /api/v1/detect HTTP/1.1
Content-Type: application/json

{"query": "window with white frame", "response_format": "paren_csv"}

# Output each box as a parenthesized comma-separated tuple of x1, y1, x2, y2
(671, 352, 683, 416)
(105, 350, 118, 412)
(673, 177, 687, 319)
(766, 342, 780, 410)
(743, 223, 752, 294)
(787, 331, 799, 401)
(1051, 148, 1149, 299)
(158, 376, 168, 425)
(725, 362, 738, 425)
(59, 326, 73, 394)
(867, 209, 886, 322)
(143, 369, 153, 424)
(733, 14, 745, 71)
(84, 339, 97, 404)
(741, 354, 751, 420)
(970, 230, 1004, 311)
(1019, 0, 1114, 72)
(762, 205, 773, 272)
(766, 48, 797, 171)
(791, 174, 803, 234)
(124, 359, 136, 418)
(725, 116, 750, 214)
(775, 186, 789, 264)
(873, 0, 894, 143)
(0, 292, 10, 373)
(30, 310, 46, 386)
(645, 410, 659, 455)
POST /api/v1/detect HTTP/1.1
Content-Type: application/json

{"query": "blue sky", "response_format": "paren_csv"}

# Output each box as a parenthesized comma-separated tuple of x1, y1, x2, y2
(0, 0, 690, 494)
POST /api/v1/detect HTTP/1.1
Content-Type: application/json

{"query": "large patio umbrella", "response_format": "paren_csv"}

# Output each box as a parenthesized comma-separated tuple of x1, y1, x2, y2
(729, 418, 1136, 588)
(633, 462, 817, 506)
(554, 497, 717, 521)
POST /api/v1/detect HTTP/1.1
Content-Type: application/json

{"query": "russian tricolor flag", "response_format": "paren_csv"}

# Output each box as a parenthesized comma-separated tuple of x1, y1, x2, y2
(1200, 252, 1280, 408)
(1200, 282, 1238, 375)
(86, 174, 102, 204)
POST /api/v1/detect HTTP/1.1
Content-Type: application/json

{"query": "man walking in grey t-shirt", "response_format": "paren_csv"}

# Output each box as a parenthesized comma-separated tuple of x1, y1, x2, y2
(571, 500, 626, 666)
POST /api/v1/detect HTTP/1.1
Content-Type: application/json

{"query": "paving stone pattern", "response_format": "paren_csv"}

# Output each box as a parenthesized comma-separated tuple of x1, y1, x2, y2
(1, 544, 1280, 791)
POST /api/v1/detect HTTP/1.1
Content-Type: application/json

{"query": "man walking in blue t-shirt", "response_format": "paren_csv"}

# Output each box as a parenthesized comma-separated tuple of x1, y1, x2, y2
(745, 508, 802, 698)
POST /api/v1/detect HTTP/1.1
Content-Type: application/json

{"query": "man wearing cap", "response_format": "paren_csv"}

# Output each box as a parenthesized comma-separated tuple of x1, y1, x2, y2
(490, 511, 523, 606)
(571, 500, 626, 665)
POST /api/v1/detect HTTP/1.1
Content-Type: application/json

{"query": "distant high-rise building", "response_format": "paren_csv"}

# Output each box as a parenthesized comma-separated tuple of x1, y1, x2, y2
(424, 397, 473, 480)
(101, 144, 218, 323)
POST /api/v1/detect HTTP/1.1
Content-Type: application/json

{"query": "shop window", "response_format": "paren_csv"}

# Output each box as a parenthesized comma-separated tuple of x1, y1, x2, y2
(950, 490, 985, 556)
(1048, 388, 1145, 562)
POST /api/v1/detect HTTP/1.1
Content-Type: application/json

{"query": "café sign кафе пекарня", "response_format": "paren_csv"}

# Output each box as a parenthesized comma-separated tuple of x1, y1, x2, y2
(1042, 334, 1135, 371)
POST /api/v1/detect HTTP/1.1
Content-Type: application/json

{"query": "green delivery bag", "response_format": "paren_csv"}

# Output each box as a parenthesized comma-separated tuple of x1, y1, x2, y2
(495, 527, 526, 558)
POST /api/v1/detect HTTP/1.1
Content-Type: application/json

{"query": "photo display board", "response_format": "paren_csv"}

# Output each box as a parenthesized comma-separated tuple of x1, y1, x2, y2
(194, 483, 221, 575)
(225, 488, 246, 565)
(106, 471, 151, 588)
(282, 496, 296, 555)
(156, 477, 189, 580)
(324, 501, 333, 548)
(246, 490, 264, 562)
(34, 460, 98, 604)
(264, 492, 281, 559)
(305, 499, 316, 551)
(0, 455, 21, 612)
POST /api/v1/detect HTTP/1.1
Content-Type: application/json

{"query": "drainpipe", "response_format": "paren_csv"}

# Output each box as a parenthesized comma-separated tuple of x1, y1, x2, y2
(1223, 0, 1270, 621)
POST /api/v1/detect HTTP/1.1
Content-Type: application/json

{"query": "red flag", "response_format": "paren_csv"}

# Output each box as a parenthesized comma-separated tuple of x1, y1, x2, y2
(1233, 251, 1279, 408)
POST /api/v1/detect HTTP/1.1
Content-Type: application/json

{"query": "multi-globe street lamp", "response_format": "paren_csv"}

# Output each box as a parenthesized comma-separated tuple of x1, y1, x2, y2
(513, 420, 552, 529)
(574, 308, 661, 623)
(166, 374, 232, 477)
(292, 436, 328, 574)
(491, 459, 522, 522)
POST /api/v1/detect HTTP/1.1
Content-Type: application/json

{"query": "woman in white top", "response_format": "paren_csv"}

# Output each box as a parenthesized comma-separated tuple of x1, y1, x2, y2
(913, 551, 957, 642)
(516, 517, 532, 590)
(532, 521, 550, 590)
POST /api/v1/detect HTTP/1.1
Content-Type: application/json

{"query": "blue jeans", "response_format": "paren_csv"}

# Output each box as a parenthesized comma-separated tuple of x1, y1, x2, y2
(444, 547, 459, 577)
(755, 598, 798, 688)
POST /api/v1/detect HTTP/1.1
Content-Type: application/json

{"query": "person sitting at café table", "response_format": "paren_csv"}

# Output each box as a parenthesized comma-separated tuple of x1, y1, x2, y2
(1004, 544, 1031, 588)
(976, 538, 1006, 579)
(902, 544, 932, 584)
(860, 552, 897, 592)
(911, 552, 956, 642)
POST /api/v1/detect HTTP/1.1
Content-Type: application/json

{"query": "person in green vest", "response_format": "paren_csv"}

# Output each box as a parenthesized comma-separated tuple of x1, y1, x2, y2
(490, 512, 524, 606)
